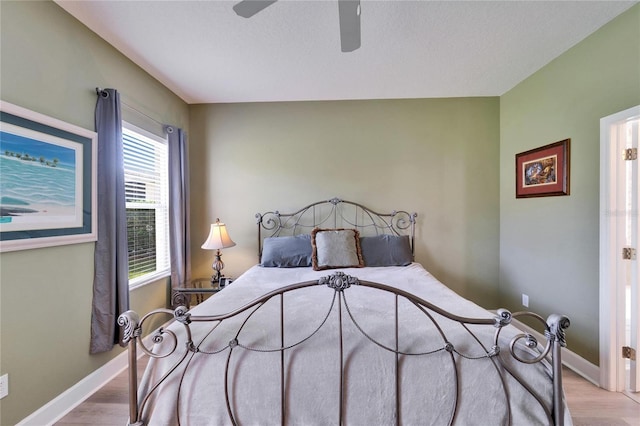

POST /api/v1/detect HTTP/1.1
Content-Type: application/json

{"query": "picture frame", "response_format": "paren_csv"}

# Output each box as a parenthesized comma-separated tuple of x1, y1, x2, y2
(515, 139, 570, 198)
(219, 276, 234, 288)
(0, 101, 97, 252)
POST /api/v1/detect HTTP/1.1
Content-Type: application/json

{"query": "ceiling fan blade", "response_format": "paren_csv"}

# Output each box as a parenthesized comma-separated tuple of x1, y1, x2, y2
(338, 0, 361, 52)
(233, 0, 277, 18)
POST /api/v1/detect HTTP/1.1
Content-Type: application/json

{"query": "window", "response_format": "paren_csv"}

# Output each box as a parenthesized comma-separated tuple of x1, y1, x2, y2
(123, 123, 170, 286)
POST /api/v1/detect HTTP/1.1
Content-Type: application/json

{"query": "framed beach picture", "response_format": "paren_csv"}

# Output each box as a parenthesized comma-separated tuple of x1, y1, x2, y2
(515, 139, 570, 198)
(0, 101, 97, 252)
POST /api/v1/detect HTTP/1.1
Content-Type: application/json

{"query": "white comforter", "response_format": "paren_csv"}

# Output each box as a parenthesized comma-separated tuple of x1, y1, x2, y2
(137, 263, 572, 425)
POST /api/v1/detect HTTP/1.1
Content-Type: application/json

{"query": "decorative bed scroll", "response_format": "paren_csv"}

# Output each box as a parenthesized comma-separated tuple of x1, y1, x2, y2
(255, 197, 417, 262)
(119, 270, 570, 425)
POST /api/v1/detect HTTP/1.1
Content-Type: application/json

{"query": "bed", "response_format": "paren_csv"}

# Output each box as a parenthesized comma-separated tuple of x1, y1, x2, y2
(119, 198, 571, 425)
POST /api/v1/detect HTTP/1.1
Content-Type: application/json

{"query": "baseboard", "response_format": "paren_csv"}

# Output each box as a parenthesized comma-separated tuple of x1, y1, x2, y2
(512, 318, 600, 386)
(17, 332, 158, 426)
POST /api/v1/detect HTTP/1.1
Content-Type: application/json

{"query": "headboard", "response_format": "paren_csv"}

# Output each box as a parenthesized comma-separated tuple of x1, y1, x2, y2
(255, 197, 417, 261)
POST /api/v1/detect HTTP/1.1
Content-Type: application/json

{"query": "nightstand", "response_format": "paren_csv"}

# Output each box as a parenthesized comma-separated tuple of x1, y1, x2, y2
(171, 277, 233, 308)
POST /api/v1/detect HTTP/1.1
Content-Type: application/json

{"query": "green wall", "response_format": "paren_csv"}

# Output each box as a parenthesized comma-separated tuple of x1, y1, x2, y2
(499, 4, 640, 365)
(0, 1, 189, 424)
(188, 98, 501, 309)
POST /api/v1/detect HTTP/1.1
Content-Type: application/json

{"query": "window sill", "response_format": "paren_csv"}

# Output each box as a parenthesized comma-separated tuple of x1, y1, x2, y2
(129, 270, 170, 290)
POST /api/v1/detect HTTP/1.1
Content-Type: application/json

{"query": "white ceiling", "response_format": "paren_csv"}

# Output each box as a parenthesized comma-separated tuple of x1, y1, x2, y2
(55, 0, 637, 104)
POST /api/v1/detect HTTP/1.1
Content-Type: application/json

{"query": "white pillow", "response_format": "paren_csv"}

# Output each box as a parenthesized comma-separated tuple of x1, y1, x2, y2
(311, 228, 364, 271)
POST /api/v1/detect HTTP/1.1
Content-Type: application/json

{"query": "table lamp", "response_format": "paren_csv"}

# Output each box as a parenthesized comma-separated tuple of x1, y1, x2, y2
(201, 218, 236, 284)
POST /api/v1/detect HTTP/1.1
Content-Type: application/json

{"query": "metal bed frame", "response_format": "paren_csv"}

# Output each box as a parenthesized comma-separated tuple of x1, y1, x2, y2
(118, 198, 570, 425)
(255, 197, 418, 261)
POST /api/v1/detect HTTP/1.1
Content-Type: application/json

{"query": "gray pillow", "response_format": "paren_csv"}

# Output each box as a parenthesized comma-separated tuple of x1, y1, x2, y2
(261, 234, 313, 267)
(360, 235, 412, 267)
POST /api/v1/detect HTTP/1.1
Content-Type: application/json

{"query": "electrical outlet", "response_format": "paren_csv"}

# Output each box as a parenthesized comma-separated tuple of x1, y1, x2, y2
(522, 294, 529, 308)
(0, 374, 8, 399)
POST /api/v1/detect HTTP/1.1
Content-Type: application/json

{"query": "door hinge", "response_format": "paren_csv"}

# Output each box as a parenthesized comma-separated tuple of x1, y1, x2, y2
(622, 247, 637, 260)
(623, 148, 637, 161)
(622, 346, 636, 361)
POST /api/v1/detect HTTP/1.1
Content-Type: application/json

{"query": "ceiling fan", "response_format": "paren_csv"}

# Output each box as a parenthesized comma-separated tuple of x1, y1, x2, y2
(232, 0, 361, 52)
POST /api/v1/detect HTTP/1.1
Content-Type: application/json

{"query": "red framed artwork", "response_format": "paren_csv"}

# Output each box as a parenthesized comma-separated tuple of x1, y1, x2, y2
(515, 139, 570, 198)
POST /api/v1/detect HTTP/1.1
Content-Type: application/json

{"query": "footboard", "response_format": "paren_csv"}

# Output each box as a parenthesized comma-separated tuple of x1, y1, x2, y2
(118, 272, 570, 425)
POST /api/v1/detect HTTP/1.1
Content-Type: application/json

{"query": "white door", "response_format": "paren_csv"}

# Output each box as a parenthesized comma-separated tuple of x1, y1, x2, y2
(600, 105, 640, 397)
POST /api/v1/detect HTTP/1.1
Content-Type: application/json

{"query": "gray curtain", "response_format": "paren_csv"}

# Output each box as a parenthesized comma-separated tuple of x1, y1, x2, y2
(90, 88, 130, 354)
(167, 126, 191, 302)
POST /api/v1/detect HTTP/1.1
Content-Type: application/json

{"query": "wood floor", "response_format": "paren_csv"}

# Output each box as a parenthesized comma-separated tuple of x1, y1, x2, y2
(563, 368, 640, 426)
(56, 361, 639, 425)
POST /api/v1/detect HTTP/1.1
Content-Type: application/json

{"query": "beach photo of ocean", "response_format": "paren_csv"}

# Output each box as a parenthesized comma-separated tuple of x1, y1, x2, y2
(0, 129, 81, 231)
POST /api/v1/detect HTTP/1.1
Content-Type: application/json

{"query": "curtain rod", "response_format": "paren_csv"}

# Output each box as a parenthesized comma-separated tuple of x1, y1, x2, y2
(95, 87, 172, 131)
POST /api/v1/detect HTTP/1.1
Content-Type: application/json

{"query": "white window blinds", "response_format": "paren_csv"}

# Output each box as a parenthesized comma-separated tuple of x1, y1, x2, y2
(123, 124, 170, 284)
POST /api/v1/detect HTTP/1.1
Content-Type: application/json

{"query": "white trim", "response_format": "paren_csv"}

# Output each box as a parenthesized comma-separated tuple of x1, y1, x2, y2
(600, 108, 618, 391)
(129, 269, 170, 290)
(599, 105, 640, 391)
(122, 122, 171, 287)
(16, 331, 159, 426)
(512, 318, 600, 386)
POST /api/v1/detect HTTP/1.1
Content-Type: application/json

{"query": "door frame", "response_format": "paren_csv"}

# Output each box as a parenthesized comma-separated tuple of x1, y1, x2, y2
(599, 105, 640, 391)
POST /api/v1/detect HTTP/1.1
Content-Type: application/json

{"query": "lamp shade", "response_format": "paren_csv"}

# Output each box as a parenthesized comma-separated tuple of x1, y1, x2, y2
(201, 219, 236, 250)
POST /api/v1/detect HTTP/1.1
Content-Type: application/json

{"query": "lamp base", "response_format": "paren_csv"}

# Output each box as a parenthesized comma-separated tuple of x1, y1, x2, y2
(211, 249, 224, 286)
